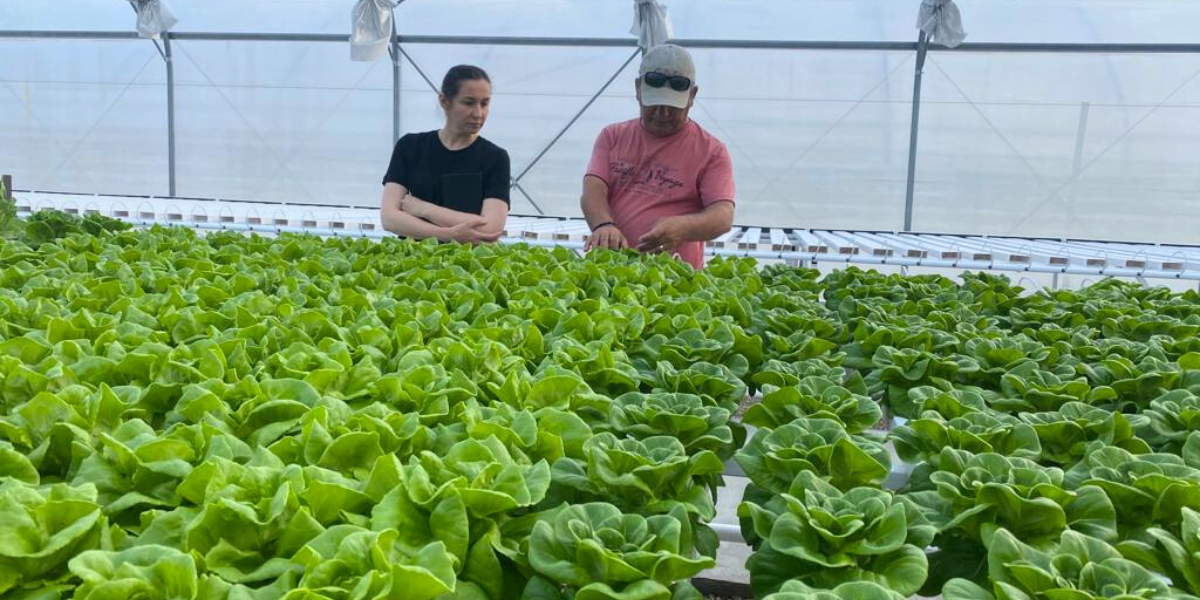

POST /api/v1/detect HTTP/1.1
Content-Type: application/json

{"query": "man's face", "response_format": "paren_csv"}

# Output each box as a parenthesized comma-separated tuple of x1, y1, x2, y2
(636, 80, 698, 137)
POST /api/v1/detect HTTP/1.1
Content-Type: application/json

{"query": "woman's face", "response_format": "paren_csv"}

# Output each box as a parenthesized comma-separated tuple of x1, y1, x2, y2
(441, 79, 492, 136)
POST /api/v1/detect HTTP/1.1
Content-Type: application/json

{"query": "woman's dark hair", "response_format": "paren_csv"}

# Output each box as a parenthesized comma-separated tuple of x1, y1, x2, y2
(441, 65, 491, 99)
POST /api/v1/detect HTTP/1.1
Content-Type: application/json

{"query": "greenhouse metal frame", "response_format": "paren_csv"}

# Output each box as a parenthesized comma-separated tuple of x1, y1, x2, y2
(4, 27, 1199, 230)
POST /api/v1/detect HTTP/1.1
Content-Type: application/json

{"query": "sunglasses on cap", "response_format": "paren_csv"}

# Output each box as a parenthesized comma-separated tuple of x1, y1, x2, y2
(642, 71, 693, 92)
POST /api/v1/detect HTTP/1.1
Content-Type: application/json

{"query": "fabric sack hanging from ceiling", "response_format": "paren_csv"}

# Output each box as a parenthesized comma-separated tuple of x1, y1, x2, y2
(351, 0, 400, 61)
(632, 0, 674, 51)
(918, 0, 967, 47)
(129, 0, 177, 39)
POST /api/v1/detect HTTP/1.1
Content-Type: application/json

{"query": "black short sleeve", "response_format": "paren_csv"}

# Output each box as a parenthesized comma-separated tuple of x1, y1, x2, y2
(380, 131, 509, 214)
(484, 149, 512, 206)
(382, 135, 412, 187)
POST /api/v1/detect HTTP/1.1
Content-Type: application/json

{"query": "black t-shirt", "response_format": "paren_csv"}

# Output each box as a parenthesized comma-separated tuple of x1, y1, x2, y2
(382, 130, 511, 214)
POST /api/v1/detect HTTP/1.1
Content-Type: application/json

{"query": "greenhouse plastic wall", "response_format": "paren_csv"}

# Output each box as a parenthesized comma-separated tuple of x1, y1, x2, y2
(915, 52, 1200, 243)
(2, 0, 1199, 244)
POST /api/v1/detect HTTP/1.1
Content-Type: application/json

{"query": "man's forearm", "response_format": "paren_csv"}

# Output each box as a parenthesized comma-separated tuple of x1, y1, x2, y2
(581, 177, 614, 229)
(669, 201, 735, 241)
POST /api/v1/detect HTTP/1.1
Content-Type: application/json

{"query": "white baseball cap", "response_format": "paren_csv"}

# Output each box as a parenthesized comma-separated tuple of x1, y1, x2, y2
(638, 44, 695, 109)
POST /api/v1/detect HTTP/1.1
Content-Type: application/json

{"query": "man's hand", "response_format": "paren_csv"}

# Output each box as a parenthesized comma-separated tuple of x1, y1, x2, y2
(585, 224, 629, 251)
(445, 219, 501, 245)
(636, 217, 687, 254)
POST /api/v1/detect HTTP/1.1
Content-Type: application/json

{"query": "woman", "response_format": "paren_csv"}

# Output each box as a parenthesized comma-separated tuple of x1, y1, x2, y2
(380, 65, 510, 243)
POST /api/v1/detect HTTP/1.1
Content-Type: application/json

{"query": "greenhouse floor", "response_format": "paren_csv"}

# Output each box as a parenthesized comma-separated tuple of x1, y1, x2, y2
(703, 474, 752, 588)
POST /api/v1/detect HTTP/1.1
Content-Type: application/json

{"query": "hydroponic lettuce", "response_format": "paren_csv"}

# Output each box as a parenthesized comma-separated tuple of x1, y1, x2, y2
(525, 503, 713, 600)
(903, 448, 1118, 546)
(742, 374, 880, 434)
(900, 448, 1119, 593)
(1018, 401, 1151, 465)
(750, 359, 852, 391)
(0, 479, 110, 594)
(953, 337, 1059, 389)
(602, 392, 744, 461)
(1118, 507, 1200, 595)
(644, 361, 749, 411)
(942, 529, 1188, 600)
(548, 432, 725, 544)
(735, 418, 891, 495)
(864, 346, 961, 419)
(760, 580, 906, 600)
(0, 225, 756, 599)
(738, 471, 934, 597)
(734, 267, 1200, 599)
(890, 409, 1041, 463)
(1061, 442, 1200, 539)
(7, 216, 1200, 600)
(0, 204, 130, 246)
(1136, 390, 1200, 454)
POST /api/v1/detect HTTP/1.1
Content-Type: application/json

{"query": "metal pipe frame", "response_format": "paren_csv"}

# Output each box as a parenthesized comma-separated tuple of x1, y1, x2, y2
(5, 31, 1200, 53)
(163, 36, 176, 197)
(903, 31, 929, 232)
(5, 28, 1199, 230)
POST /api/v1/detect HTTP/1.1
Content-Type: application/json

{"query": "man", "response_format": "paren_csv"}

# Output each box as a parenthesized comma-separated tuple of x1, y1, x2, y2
(581, 44, 735, 269)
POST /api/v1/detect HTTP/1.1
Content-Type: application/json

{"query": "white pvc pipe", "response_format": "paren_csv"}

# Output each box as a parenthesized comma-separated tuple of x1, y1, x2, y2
(710, 522, 745, 544)
(15, 210, 1200, 281)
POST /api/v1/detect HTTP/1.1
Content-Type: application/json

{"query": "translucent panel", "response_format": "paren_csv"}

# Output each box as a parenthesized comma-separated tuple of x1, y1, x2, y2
(0, 0, 346, 34)
(3, 0, 1198, 43)
(913, 53, 1200, 244)
(171, 41, 393, 206)
(169, 1, 346, 34)
(966, 0, 1200, 44)
(686, 50, 915, 229)
(1, 0, 129, 32)
(406, 0, 1200, 44)
(395, 0, 907, 41)
(0, 40, 167, 196)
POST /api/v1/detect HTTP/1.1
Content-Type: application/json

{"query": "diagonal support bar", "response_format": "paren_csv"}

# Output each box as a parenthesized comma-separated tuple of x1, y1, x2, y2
(512, 181, 543, 216)
(511, 48, 641, 188)
(397, 46, 440, 94)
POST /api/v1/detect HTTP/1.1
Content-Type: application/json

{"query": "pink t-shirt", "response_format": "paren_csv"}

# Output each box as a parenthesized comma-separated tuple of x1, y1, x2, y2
(586, 119, 735, 269)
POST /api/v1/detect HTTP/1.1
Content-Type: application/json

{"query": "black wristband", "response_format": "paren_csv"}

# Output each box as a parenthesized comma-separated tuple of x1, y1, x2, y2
(591, 221, 618, 232)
